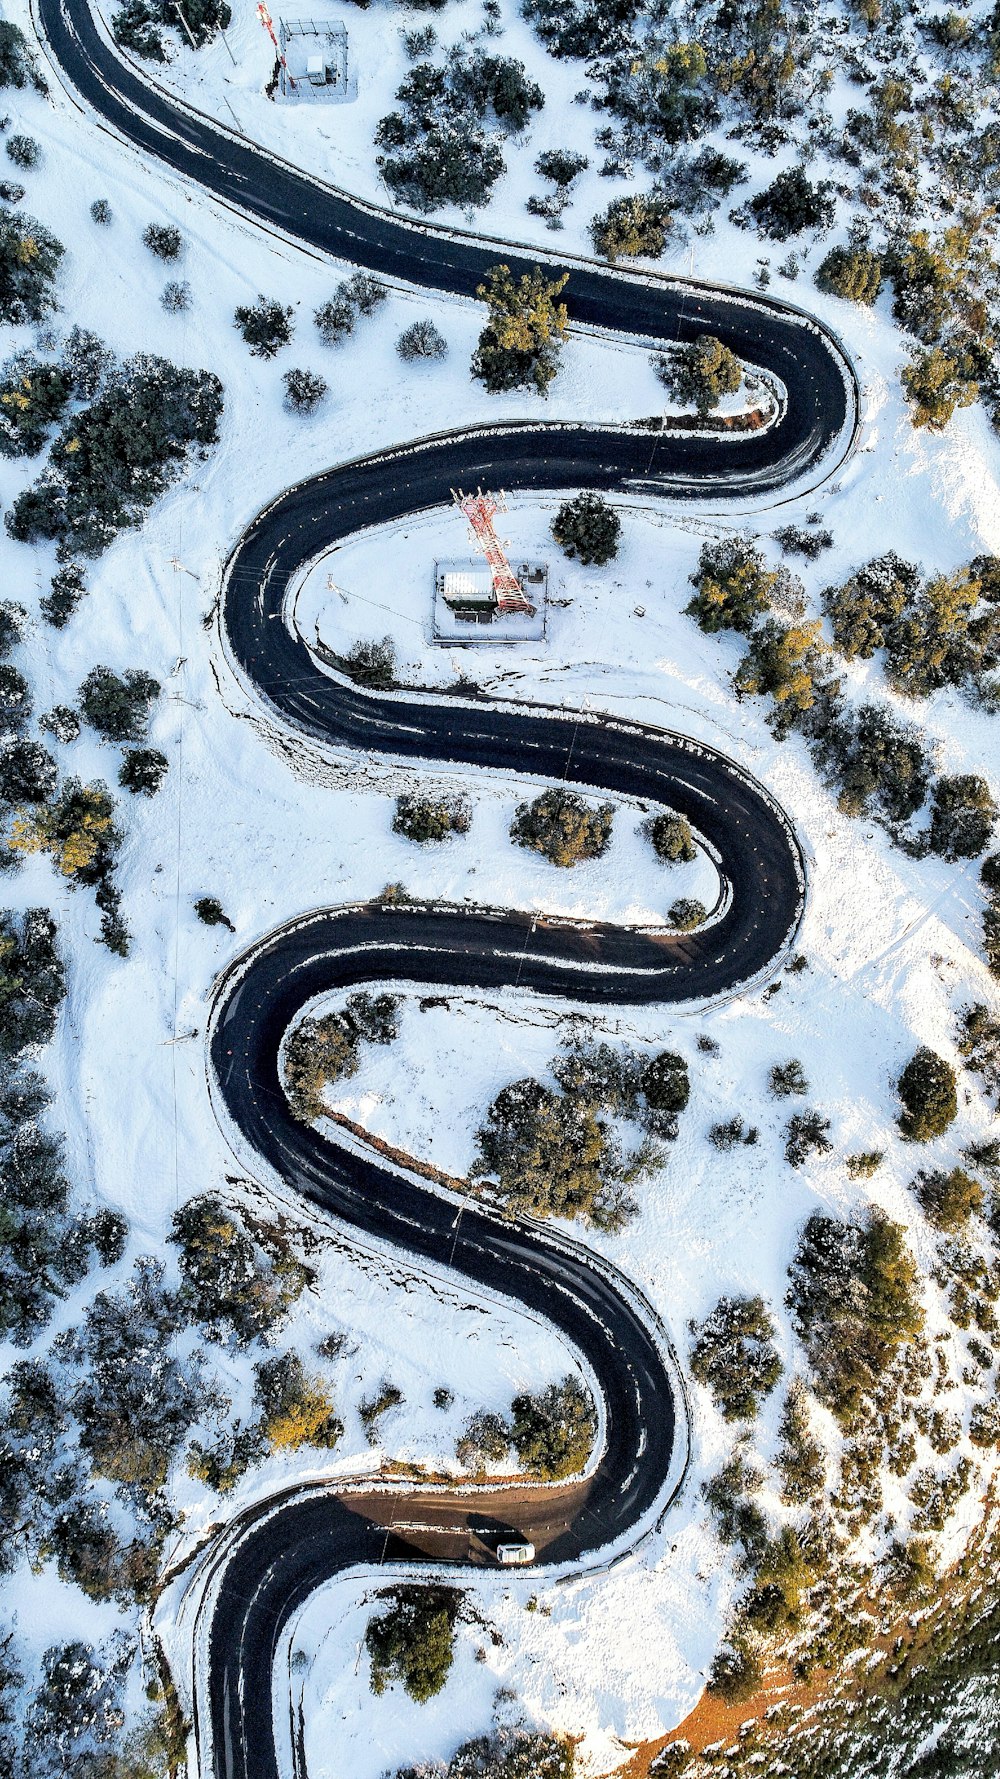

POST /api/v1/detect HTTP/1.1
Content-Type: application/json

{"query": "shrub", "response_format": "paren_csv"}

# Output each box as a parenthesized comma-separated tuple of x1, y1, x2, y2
(0, 180, 24, 203)
(393, 792, 470, 842)
(591, 191, 673, 261)
(647, 813, 696, 863)
(234, 295, 293, 358)
(822, 551, 918, 660)
(6, 356, 223, 557)
(815, 243, 883, 304)
(360, 1379, 405, 1442)
(776, 1379, 824, 1503)
(79, 666, 160, 742)
(40, 563, 87, 628)
(769, 1059, 808, 1097)
(255, 1351, 342, 1451)
(815, 700, 931, 826)
(171, 1192, 312, 1345)
(6, 135, 40, 170)
(397, 318, 447, 361)
(551, 491, 621, 565)
(0, 739, 57, 805)
(341, 635, 396, 689)
(365, 1585, 461, 1702)
(161, 279, 191, 313)
(194, 895, 234, 931)
(283, 992, 399, 1119)
(471, 264, 569, 397)
(655, 335, 743, 416)
(39, 705, 81, 744)
(898, 1047, 958, 1142)
(282, 368, 328, 414)
(90, 198, 112, 225)
(750, 167, 835, 241)
(902, 339, 983, 430)
(535, 147, 588, 185)
(913, 1166, 983, 1231)
(143, 222, 182, 259)
(667, 897, 706, 931)
(928, 774, 997, 861)
(7, 778, 121, 884)
(0, 207, 64, 325)
(118, 748, 168, 796)
(690, 1294, 782, 1421)
(788, 1209, 923, 1422)
(314, 292, 356, 346)
(957, 1002, 1000, 1101)
(472, 1076, 615, 1224)
(686, 535, 778, 634)
(509, 1375, 596, 1478)
(0, 20, 47, 91)
(455, 1408, 510, 1470)
(784, 1109, 832, 1167)
(0, 362, 73, 458)
(510, 787, 613, 866)
(846, 1150, 883, 1179)
(734, 619, 829, 736)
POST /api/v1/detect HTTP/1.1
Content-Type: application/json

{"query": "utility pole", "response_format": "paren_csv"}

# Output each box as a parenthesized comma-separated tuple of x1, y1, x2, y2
(172, 1, 198, 52)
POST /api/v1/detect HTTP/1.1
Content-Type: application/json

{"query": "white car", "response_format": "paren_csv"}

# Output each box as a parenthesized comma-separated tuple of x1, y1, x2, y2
(495, 1542, 535, 1566)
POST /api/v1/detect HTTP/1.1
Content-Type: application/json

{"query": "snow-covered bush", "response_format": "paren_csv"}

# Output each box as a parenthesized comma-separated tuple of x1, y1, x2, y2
(590, 191, 673, 261)
(393, 791, 470, 842)
(510, 786, 613, 866)
(6, 133, 40, 170)
(161, 278, 191, 313)
(118, 747, 168, 797)
(282, 367, 328, 414)
(397, 318, 447, 361)
(365, 1584, 461, 1702)
(897, 1047, 958, 1142)
(142, 221, 182, 260)
(690, 1294, 782, 1422)
(471, 264, 568, 396)
(509, 1375, 596, 1478)
(79, 666, 160, 742)
(0, 207, 63, 325)
(551, 491, 621, 565)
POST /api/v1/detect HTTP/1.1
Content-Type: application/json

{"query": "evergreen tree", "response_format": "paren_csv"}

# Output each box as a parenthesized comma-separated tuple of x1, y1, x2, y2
(471, 264, 569, 396)
(0, 207, 64, 325)
(927, 773, 997, 860)
(897, 1046, 958, 1141)
(686, 536, 779, 634)
(690, 1294, 782, 1421)
(510, 787, 613, 865)
(815, 243, 883, 304)
(234, 295, 294, 358)
(655, 334, 743, 416)
(590, 191, 673, 261)
(365, 1585, 461, 1702)
(551, 491, 621, 564)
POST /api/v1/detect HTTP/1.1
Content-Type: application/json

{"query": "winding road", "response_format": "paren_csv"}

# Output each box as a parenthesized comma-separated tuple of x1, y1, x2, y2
(32, 5, 859, 1776)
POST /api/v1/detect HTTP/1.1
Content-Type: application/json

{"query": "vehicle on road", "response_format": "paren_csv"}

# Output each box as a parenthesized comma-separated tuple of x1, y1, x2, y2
(496, 1542, 536, 1566)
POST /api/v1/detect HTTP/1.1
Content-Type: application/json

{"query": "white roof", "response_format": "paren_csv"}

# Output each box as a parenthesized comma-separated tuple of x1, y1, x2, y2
(442, 570, 493, 601)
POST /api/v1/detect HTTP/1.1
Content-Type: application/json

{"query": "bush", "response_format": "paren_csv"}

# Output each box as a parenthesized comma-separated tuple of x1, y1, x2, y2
(118, 747, 168, 796)
(647, 813, 696, 863)
(0, 20, 47, 91)
(690, 1294, 782, 1421)
(898, 1047, 958, 1142)
(90, 198, 112, 225)
(143, 222, 182, 259)
(282, 367, 328, 414)
(769, 1059, 808, 1097)
(536, 147, 588, 186)
(0, 180, 24, 203)
(913, 1166, 983, 1231)
(822, 552, 918, 660)
(393, 792, 470, 842)
(471, 264, 569, 397)
(0, 739, 57, 805)
(283, 992, 399, 1119)
(171, 1192, 312, 1345)
(255, 1351, 342, 1451)
(551, 491, 621, 565)
(397, 318, 447, 361)
(194, 895, 234, 930)
(902, 339, 982, 430)
(0, 907, 65, 1062)
(928, 774, 997, 860)
(7, 778, 121, 885)
(734, 619, 828, 737)
(749, 167, 835, 241)
(6, 355, 223, 557)
(667, 897, 706, 931)
(455, 1408, 511, 1470)
(787, 1208, 923, 1422)
(234, 295, 293, 358)
(39, 704, 81, 743)
(6, 135, 40, 170)
(79, 666, 160, 742)
(655, 334, 743, 416)
(686, 535, 778, 634)
(341, 635, 396, 689)
(0, 362, 73, 458)
(472, 1076, 617, 1224)
(591, 192, 673, 261)
(40, 563, 87, 628)
(776, 1379, 824, 1504)
(0, 207, 64, 325)
(510, 787, 613, 866)
(314, 293, 356, 346)
(375, 50, 541, 213)
(509, 1375, 596, 1478)
(815, 243, 883, 304)
(366, 1585, 461, 1702)
(813, 700, 930, 826)
(784, 1109, 832, 1167)
(161, 279, 191, 313)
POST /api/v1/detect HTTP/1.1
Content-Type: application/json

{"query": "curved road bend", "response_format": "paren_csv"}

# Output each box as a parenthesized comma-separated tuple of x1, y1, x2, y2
(31, 7, 852, 1778)
(38, 0, 858, 494)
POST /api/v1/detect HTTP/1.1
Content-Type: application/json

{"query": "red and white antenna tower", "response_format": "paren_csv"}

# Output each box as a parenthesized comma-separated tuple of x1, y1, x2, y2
(452, 488, 535, 616)
(257, 2, 295, 88)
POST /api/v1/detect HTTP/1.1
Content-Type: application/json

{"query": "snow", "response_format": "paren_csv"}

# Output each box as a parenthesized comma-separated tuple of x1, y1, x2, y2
(2, 0, 1000, 1774)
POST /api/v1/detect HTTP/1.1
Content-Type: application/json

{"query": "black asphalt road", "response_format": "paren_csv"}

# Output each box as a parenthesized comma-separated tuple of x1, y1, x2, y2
(31, 8, 856, 1775)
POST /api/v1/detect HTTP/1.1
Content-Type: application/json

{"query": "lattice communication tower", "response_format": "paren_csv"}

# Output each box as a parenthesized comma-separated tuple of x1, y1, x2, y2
(451, 488, 535, 616)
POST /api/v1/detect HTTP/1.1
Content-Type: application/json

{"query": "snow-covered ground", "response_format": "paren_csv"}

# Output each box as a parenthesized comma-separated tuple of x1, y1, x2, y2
(2, 0, 1000, 1774)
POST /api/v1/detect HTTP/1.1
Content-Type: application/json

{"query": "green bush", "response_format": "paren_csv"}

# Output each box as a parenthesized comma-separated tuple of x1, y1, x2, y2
(690, 1294, 782, 1421)
(366, 1585, 461, 1702)
(393, 792, 470, 842)
(471, 264, 569, 397)
(815, 243, 883, 304)
(509, 1375, 596, 1478)
(646, 813, 695, 863)
(655, 334, 743, 416)
(0, 207, 64, 326)
(510, 787, 613, 867)
(591, 191, 673, 261)
(551, 491, 621, 565)
(897, 1046, 958, 1142)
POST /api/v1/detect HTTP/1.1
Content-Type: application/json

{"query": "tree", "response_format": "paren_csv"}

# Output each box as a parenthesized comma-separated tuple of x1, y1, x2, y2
(897, 1047, 958, 1141)
(957, 1002, 1000, 1102)
(282, 368, 327, 414)
(510, 787, 613, 866)
(647, 813, 696, 863)
(883, 569, 980, 697)
(283, 993, 399, 1119)
(393, 792, 470, 842)
(734, 619, 828, 735)
(341, 636, 396, 689)
(0, 207, 64, 325)
(750, 167, 835, 240)
(142, 222, 182, 260)
(686, 535, 778, 634)
(689, 1294, 782, 1421)
(655, 334, 743, 416)
(471, 264, 569, 397)
(171, 1193, 313, 1345)
(472, 1076, 613, 1223)
(234, 295, 293, 358)
(0, 361, 73, 457)
(79, 667, 160, 742)
(118, 748, 168, 796)
(815, 244, 883, 304)
(6, 133, 40, 170)
(194, 895, 235, 931)
(365, 1585, 461, 1702)
(590, 192, 673, 261)
(784, 1109, 832, 1167)
(397, 319, 447, 361)
(161, 279, 191, 313)
(787, 1209, 923, 1422)
(813, 701, 930, 825)
(927, 774, 996, 860)
(0, 19, 47, 90)
(551, 491, 621, 565)
(822, 552, 918, 660)
(254, 1352, 342, 1451)
(912, 1166, 983, 1231)
(902, 341, 981, 430)
(668, 896, 706, 930)
(509, 1375, 596, 1478)
(769, 1059, 808, 1097)
(8, 779, 121, 884)
(0, 738, 57, 805)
